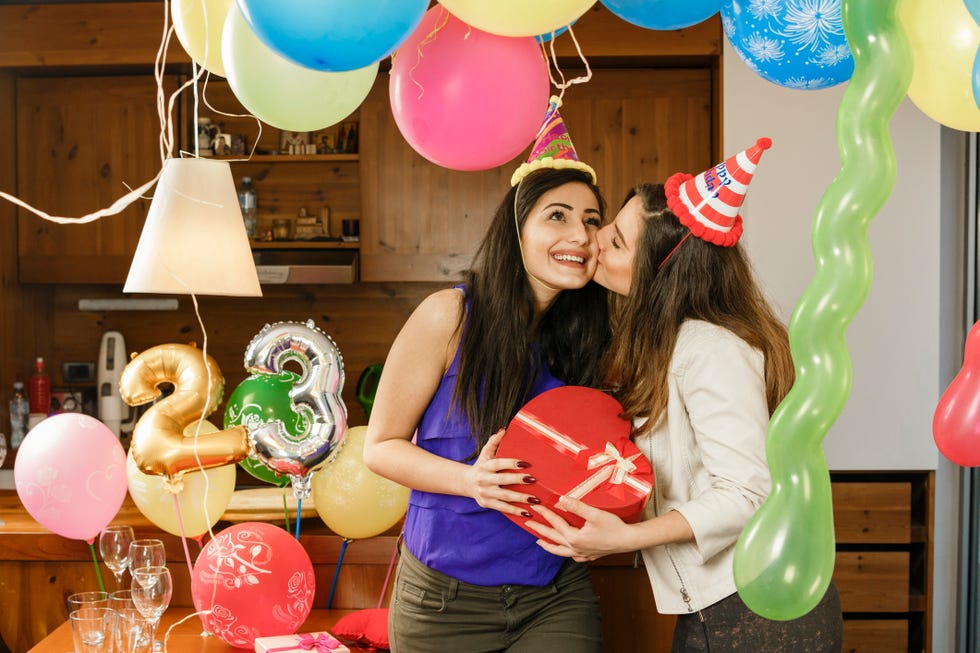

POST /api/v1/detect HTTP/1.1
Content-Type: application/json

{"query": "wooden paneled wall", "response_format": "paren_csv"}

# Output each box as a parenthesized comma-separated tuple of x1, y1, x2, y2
(42, 283, 443, 429)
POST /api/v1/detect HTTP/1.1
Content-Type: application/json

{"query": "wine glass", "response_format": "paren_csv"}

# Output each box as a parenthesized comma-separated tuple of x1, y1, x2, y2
(99, 525, 134, 588)
(131, 566, 172, 652)
(128, 539, 166, 577)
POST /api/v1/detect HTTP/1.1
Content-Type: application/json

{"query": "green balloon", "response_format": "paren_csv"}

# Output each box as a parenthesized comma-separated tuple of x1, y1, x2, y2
(224, 371, 306, 488)
(733, 0, 913, 621)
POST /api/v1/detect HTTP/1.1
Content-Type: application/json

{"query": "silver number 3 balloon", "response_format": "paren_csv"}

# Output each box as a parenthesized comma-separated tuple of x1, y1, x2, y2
(243, 319, 347, 499)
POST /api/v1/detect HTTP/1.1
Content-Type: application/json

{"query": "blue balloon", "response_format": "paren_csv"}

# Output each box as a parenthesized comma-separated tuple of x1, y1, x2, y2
(602, 0, 721, 30)
(966, 0, 980, 26)
(536, 24, 570, 44)
(973, 46, 980, 111)
(237, 0, 428, 72)
(721, 0, 854, 90)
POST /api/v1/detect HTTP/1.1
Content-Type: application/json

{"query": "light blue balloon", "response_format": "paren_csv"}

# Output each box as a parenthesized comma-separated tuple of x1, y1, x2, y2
(974, 46, 980, 111)
(721, 0, 854, 90)
(966, 0, 980, 26)
(602, 0, 721, 30)
(237, 0, 427, 72)
(536, 24, 570, 44)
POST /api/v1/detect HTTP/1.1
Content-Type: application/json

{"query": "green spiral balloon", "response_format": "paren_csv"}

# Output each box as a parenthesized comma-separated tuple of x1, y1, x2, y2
(732, 0, 913, 621)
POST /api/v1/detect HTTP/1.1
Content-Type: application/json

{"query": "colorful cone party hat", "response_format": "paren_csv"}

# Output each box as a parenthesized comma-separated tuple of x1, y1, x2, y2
(511, 96, 597, 187)
(664, 137, 772, 247)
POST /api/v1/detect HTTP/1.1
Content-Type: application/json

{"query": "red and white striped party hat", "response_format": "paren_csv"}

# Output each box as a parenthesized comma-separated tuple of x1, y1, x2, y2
(664, 137, 772, 247)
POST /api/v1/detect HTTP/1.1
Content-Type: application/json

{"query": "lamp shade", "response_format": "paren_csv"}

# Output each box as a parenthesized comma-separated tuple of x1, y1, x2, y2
(125, 157, 262, 296)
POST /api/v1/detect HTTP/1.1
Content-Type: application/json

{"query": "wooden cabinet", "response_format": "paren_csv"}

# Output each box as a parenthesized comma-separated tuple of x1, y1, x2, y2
(189, 81, 362, 247)
(16, 75, 176, 283)
(832, 472, 933, 653)
(12, 61, 716, 287)
(358, 67, 715, 282)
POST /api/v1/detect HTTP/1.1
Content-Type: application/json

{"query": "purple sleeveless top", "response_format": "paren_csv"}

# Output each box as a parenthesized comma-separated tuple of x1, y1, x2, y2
(403, 301, 565, 586)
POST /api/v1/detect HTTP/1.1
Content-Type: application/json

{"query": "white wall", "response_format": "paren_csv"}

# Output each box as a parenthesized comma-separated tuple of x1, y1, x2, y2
(722, 41, 942, 471)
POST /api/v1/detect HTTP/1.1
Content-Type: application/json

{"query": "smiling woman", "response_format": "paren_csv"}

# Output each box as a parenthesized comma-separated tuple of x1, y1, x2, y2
(360, 99, 613, 651)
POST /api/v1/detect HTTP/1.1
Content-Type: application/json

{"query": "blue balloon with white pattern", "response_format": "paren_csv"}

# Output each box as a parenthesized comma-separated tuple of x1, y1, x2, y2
(721, 0, 853, 90)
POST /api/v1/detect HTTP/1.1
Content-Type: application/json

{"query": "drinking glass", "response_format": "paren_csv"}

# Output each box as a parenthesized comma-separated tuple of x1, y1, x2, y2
(100, 525, 135, 588)
(128, 539, 166, 577)
(110, 589, 136, 610)
(115, 607, 153, 653)
(131, 565, 172, 652)
(66, 591, 109, 613)
(69, 607, 115, 653)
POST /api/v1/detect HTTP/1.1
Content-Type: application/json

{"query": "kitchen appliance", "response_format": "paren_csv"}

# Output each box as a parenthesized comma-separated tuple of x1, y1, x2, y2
(98, 331, 135, 437)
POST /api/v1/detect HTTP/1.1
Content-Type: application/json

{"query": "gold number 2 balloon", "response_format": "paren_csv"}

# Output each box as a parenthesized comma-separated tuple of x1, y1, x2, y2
(120, 343, 249, 479)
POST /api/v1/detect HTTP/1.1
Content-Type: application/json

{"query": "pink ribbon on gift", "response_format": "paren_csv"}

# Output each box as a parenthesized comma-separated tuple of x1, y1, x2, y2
(267, 633, 344, 653)
(513, 412, 652, 503)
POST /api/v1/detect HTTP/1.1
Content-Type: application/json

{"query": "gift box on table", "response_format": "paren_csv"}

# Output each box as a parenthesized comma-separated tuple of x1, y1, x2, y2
(254, 632, 350, 653)
(497, 386, 654, 538)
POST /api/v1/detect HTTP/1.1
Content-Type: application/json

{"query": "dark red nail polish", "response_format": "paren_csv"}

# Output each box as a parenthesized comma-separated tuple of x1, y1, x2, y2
(521, 511, 532, 518)
(527, 496, 541, 504)
(516, 461, 531, 469)
(523, 475, 537, 484)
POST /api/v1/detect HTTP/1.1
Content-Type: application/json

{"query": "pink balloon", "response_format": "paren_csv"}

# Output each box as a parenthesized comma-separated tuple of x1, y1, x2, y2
(935, 320, 980, 466)
(14, 414, 127, 543)
(191, 522, 315, 648)
(389, 6, 548, 171)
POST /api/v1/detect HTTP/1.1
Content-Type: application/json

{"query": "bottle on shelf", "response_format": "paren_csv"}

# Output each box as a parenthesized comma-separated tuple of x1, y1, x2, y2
(29, 357, 51, 416)
(238, 176, 258, 238)
(9, 381, 28, 449)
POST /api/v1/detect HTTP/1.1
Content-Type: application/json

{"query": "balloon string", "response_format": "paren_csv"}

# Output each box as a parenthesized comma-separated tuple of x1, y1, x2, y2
(544, 24, 592, 103)
(187, 292, 221, 616)
(294, 499, 302, 540)
(409, 5, 451, 101)
(282, 490, 291, 533)
(89, 542, 106, 592)
(376, 536, 400, 609)
(327, 539, 350, 609)
(172, 493, 196, 582)
(186, 71, 263, 163)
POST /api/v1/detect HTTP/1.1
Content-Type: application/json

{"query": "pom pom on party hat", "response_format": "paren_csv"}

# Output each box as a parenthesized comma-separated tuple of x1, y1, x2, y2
(664, 137, 772, 247)
(511, 95, 597, 187)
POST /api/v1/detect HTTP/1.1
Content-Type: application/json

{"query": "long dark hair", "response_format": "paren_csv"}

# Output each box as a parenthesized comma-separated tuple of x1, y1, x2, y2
(603, 183, 794, 436)
(454, 168, 610, 447)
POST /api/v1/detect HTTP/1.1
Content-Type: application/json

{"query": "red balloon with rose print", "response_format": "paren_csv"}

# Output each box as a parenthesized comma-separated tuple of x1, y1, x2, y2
(934, 320, 980, 467)
(191, 522, 315, 648)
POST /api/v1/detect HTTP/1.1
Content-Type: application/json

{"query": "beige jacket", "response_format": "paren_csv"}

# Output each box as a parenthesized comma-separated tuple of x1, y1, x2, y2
(634, 320, 772, 614)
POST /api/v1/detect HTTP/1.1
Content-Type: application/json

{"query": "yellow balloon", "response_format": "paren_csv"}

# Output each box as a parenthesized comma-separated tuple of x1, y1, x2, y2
(172, 0, 234, 78)
(126, 420, 237, 538)
(439, 0, 595, 37)
(312, 426, 409, 540)
(900, 0, 980, 131)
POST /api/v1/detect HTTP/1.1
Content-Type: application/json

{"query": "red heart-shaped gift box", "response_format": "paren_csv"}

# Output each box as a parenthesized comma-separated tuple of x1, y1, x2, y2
(497, 386, 654, 538)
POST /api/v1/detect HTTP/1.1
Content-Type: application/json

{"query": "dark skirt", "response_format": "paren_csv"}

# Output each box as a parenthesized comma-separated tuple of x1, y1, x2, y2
(671, 582, 843, 653)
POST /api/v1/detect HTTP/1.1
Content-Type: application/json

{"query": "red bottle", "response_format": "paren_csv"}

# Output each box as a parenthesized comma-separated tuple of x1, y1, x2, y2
(29, 356, 50, 415)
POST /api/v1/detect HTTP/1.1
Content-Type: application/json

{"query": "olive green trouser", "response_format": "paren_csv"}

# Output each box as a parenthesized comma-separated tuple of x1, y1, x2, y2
(389, 545, 602, 653)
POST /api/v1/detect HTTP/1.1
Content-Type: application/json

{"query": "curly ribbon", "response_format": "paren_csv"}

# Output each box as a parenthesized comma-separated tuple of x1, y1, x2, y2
(732, 0, 913, 621)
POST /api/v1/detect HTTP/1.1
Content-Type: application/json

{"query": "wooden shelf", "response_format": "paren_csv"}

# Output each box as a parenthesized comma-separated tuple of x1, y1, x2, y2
(208, 153, 358, 162)
(250, 239, 359, 250)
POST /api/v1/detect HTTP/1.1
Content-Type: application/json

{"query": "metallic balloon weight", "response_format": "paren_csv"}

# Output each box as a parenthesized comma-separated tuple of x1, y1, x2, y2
(243, 320, 347, 499)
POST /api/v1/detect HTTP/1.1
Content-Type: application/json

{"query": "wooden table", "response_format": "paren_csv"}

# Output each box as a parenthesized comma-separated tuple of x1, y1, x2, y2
(28, 606, 377, 652)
